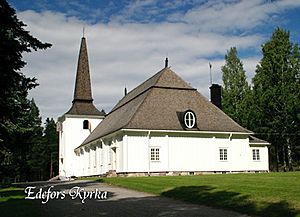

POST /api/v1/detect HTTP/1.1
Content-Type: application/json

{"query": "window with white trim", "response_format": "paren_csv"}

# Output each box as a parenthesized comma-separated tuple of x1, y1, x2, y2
(252, 149, 260, 161)
(94, 148, 97, 168)
(219, 148, 228, 161)
(88, 149, 91, 168)
(150, 148, 160, 161)
(184, 111, 196, 129)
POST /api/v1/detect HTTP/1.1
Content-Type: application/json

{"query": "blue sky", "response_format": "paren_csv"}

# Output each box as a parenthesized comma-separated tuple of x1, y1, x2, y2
(8, 0, 300, 120)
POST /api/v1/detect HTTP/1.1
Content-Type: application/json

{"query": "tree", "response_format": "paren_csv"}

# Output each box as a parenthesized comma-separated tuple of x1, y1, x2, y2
(23, 99, 44, 180)
(252, 28, 300, 171)
(221, 47, 251, 127)
(43, 118, 59, 179)
(0, 0, 51, 181)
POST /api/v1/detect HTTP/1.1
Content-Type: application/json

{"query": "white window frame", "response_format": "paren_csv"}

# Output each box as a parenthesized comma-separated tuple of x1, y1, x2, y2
(108, 148, 112, 165)
(88, 149, 91, 169)
(94, 147, 97, 168)
(252, 149, 260, 161)
(219, 148, 228, 161)
(184, 111, 196, 129)
(150, 147, 160, 161)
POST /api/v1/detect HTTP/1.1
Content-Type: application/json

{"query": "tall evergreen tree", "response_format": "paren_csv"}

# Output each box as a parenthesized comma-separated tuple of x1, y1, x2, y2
(252, 28, 300, 171)
(23, 99, 44, 180)
(221, 47, 251, 127)
(0, 0, 51, 181)
(43, 118, 59, 179)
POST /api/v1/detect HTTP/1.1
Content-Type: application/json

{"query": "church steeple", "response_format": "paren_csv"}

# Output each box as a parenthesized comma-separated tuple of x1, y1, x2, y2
(66, 37, 105, 116)
(73, 37, 93, 103)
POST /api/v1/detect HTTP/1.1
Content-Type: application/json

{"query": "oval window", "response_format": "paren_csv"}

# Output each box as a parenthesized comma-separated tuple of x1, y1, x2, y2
(184, 110, 196, 129)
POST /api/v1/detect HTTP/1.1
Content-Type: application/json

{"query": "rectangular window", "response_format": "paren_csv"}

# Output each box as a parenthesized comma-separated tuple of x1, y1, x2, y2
(109, 148, 112, 165)
(252, 149, 260, 161)
(219, 148, 228, 161)
(150, 148, 160, 161)
(88, 150, 91, 168)
(94, 148, 97, 168)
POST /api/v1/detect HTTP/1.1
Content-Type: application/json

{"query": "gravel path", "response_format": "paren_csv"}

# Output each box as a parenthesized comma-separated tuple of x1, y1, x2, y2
(30, 180, 249, 217)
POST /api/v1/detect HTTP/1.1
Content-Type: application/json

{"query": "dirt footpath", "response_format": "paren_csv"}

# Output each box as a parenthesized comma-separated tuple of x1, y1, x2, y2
(29, 180, 249, 217)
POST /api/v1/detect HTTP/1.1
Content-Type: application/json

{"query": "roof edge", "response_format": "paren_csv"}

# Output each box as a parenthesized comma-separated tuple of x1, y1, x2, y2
(75, 128, 254, 151)
(122, 128, 253, 135)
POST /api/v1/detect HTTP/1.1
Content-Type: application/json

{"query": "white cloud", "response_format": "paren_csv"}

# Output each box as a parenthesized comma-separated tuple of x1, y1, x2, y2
(16, 0, 300, 121)
(168, 0, 300, 33)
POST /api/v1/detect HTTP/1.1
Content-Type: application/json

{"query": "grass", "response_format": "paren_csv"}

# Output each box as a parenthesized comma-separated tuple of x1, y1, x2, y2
(0, 187, 41, 217)
(96, 172, 300, 217)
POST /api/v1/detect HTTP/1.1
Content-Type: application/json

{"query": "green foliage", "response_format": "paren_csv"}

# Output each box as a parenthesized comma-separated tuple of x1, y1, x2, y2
(0, 0, 51, 181)
(221, 47, 251, 127)
(43, 118, 59, 178)
(102, 172, 300, 217)
(221, 29, 300, 171)
(252, 28, 300, 171)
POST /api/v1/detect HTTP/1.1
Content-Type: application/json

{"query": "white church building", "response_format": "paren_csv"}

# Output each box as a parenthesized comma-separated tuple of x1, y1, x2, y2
(57, 37, 269, 179)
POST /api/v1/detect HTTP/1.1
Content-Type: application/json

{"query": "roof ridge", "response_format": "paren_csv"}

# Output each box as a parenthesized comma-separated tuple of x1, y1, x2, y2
(109, 79, 196, 115)
(127, 67, 166, 95)
(155, 67, 193, 89)
(111, 67, 168, 112)
(123, 88, 155, 130)
(111, 67, 194, 113)
(109, 86, 152, 114)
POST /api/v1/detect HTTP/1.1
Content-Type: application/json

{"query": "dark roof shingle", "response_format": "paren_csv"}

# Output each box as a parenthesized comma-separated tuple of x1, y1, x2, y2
(79, 68, 251, 147)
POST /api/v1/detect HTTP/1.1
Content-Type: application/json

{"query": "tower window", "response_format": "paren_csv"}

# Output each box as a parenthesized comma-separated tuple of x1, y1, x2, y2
(83, 120, 89, 129)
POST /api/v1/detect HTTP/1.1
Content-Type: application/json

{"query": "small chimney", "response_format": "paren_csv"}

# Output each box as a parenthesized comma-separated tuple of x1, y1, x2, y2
(165, 57, 168, 68)
(210, 84, 222, 109)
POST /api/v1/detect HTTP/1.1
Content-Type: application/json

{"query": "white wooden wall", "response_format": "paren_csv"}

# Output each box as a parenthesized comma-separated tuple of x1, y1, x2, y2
(71, 131, 269, 177)
(58, 116, 102, 178)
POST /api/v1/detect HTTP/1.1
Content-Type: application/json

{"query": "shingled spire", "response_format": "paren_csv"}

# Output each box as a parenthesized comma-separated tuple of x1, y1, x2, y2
(66, 37, 105, 116)
(73, 37, 93, 102)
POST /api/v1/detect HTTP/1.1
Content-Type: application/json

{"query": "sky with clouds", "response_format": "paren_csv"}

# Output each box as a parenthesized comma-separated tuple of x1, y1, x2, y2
(8, 0, 300, 121)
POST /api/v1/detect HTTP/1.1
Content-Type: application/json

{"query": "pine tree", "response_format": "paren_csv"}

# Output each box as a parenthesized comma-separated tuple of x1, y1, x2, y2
(221, 47, 250, 127)
(43, 118, 59, 179)
(0, 0, 51, 181)
(24, 99, 45, 180)
(252, 28, 300, 171)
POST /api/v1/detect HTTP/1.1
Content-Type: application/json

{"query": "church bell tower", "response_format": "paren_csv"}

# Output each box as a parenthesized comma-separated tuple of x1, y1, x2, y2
(57, 37, 105, 179)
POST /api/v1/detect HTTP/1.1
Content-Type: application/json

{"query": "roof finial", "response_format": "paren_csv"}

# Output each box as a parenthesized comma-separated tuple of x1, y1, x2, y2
(124, 85, 127, 96)
(83, 26, 85, 38)
(165, 57, 169, 68)
(209, 62, 212, 85)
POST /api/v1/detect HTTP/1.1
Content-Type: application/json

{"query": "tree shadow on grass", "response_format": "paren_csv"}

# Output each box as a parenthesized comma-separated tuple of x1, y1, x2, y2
(161, 186, 298, 217)
(0, 189, 41, 217)
(0, 188, 24, 198)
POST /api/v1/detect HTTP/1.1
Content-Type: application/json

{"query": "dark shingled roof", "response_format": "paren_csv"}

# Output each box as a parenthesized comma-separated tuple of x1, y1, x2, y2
(249, 135, 270, 144)
(66, 37, 105, 116)
(79, 67, 252, 147)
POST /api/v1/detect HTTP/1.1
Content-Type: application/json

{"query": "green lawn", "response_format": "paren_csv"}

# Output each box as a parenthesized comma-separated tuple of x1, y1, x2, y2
(98, 172, 300, 217)
(0, 187, 41, 217)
